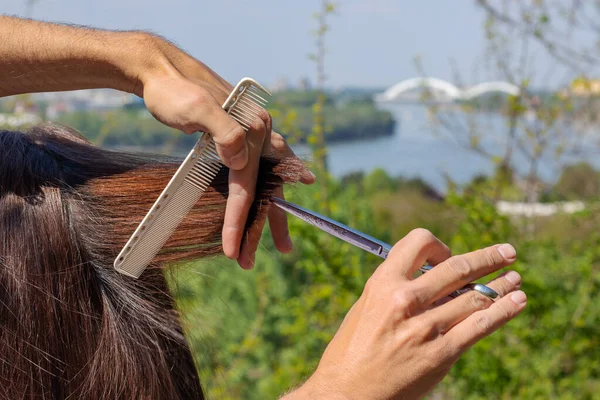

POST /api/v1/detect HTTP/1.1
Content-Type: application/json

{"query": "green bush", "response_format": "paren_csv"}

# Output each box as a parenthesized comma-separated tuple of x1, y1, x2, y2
(171, 169, 600, 399)
(553, 162, 600, 201)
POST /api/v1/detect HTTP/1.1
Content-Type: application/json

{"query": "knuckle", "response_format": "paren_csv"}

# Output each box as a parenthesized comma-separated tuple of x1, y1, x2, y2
(257, 108, 271, 125)
(445, 256, 474, 280)
(221, 125, 247, 149)
(189, 89, 213, 109)
(496, 301, 514, 320)
(410, 325, 435, 345)
(468, 292, 490, 311)
(416, 317, 439, 341)
(182, 126, 197, 135)
(249, 115, 266, 134)
(390, 288, 419, 318)
(230, 186, 255, 200)
(482, 247, 500, 267)
(259, 109, 273, 130)
(440, 242, 452, 257)
(474, 313, 492, 333)
(408, 228, 436, 246)
(494, 282, 510, 298)
(271, 132, 285, 147)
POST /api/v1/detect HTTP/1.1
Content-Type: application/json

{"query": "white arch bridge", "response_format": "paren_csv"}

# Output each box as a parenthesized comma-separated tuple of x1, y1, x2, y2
(374, 77, 521, 103)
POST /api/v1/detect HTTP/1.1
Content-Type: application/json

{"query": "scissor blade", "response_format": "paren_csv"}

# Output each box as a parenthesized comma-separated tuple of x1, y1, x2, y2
(270, 197, 391, 259)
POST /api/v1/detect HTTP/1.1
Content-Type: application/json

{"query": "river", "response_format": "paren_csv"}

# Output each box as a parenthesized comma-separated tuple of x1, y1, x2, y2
(118, 104, 599, 194)
(291, 104, 600, 193)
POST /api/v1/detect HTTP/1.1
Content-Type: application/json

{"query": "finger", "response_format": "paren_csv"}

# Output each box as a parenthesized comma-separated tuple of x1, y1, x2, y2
(270, 132, 316, 185)
(260, 109, 273, 155)
(267, 185, 293, 253)
(426, 270, 522, 334)
(199, 101, 249, 171)
(379, 229, 451, 279)
(300, 171, 317, 185)
(413, 244, 517, 304)
(235, 110, 276, 267)
(222, 118, 266, 263)
(237, 204, 268, 270)
(445, 289, 527, 355)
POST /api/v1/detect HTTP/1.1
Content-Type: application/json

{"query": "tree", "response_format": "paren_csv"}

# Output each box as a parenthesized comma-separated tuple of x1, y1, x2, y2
(415, 0, 600, 213)
(308, 1, 337, 207)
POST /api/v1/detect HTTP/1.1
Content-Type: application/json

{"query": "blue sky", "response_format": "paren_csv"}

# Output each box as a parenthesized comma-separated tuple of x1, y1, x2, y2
(2, 1, 505, 89)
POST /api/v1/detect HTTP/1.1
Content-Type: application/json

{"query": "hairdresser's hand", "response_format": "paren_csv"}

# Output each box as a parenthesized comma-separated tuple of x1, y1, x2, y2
(0, 18, 310, 268)
(139, 37, 315, 269)
(283, 229, 527, 400)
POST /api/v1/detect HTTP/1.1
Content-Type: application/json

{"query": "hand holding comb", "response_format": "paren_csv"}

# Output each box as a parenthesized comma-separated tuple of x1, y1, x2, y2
(114, 77, 270, 278)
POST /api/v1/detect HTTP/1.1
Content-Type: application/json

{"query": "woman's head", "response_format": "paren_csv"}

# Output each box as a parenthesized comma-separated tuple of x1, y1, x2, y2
(0, 124, 302, 399)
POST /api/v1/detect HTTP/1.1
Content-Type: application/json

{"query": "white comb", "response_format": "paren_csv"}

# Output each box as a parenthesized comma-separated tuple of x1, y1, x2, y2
(114, 77, 271, 278)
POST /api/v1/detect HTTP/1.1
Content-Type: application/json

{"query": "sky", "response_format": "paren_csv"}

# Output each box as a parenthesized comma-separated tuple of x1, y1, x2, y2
(1, 1, 505, 90)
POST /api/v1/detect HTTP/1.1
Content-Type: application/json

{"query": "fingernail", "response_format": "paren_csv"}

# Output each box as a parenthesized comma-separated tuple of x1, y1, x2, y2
(225, 249, 238, 260)
(239, 255, 253, 270)
(224, 243, 239, 260)
(302, 169, 316, 182)
(505, 271, 521, 287)
(229, 146, 248, 170)
(510, 290, 527, 304)
(497, 244, 517, 260)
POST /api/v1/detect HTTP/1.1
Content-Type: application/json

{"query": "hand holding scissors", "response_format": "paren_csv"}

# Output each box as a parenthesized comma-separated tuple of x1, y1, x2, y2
(275, 196, 527, 400)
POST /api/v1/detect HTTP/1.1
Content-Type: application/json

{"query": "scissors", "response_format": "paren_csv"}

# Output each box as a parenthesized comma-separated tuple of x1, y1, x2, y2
(270, 196, 498, 301)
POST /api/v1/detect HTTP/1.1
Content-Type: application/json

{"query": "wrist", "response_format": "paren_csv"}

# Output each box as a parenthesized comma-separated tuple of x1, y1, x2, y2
(280, 374, 351, 400)
(109, 32, 177, 97)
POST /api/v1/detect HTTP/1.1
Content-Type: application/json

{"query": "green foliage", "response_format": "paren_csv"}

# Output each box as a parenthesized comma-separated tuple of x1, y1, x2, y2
(269, 91, 334, 108)
(445, 187, 513, 254)
(435, 210, 600, 399)
(552, 162, 600, 201)
(170, 165, 600, 399)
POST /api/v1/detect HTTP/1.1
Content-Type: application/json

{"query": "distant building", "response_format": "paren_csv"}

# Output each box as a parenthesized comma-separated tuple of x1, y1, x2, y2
(565, 77, 600, 97)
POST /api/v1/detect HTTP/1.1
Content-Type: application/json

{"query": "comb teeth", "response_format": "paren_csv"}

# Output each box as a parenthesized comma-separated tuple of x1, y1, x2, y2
(184, 141, 221, 190)
(227, 86, 269, 130)
(115, 180, 204, 278)
(114, 78, 270, 278)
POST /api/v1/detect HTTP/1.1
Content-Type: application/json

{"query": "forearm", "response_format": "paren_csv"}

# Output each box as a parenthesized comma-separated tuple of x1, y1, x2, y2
(0, 15, 169, 97)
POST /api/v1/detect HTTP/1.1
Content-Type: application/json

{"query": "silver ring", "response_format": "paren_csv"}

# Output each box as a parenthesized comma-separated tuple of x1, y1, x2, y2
(468, 283, 499, 301)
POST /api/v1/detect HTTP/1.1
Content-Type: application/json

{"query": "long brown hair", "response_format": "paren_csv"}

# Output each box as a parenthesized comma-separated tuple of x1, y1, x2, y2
(0, 124, 302, 399)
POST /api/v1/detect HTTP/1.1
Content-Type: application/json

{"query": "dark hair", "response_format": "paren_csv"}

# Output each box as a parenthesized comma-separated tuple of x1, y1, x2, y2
(0, 124, 303, 399)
